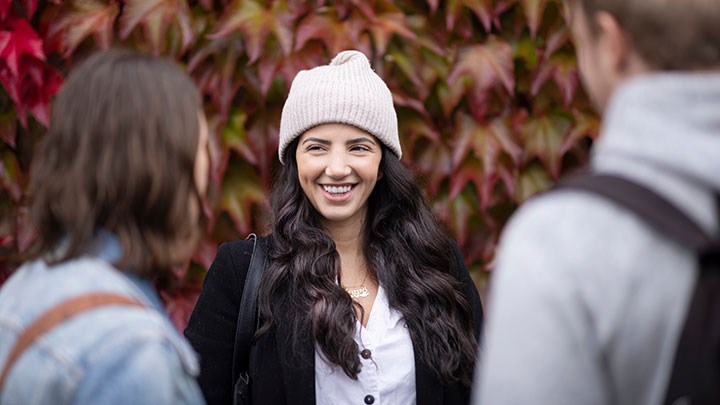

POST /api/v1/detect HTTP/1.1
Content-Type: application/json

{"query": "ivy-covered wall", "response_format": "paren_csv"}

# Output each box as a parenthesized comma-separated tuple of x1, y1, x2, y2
(0, 0, 597, 329)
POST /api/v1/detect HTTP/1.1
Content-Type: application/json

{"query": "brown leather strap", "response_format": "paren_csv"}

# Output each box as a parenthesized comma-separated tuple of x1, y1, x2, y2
(0, 293, 144, 390)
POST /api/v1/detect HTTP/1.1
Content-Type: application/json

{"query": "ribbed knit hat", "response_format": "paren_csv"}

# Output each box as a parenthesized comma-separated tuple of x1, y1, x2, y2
(278, 50, 401, 164)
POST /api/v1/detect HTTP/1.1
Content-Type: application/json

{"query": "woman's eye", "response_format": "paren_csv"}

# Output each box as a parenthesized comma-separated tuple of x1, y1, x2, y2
(351, 145, 371, 152)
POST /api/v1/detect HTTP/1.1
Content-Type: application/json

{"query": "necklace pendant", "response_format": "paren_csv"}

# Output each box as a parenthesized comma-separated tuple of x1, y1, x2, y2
(345, 286, 369, 299)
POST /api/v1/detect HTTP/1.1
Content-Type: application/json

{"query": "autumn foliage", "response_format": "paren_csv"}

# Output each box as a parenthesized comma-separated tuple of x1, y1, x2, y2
(0, 0, 597, 329)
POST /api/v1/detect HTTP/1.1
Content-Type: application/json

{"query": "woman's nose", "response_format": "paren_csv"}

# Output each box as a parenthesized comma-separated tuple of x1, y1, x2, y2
(325, 152, 351, 178)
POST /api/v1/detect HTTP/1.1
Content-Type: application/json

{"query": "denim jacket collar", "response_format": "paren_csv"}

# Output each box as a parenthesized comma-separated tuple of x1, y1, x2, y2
(87, 230, 164, 312)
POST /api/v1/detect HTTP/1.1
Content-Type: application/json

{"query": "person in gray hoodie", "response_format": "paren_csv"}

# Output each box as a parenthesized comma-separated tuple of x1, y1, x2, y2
(472, 1, 720, 404)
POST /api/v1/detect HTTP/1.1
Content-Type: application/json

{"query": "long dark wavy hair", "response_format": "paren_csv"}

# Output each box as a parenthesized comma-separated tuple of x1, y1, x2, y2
(257, 139, 477, 387)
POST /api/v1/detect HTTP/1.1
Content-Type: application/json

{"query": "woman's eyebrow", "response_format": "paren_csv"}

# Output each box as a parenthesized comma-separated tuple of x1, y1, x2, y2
(302, 137, 331, 145)
(347, 137, 377, 146)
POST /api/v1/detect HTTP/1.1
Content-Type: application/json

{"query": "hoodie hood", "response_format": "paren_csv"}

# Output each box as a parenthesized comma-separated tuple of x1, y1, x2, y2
(593, 72, 720, 192)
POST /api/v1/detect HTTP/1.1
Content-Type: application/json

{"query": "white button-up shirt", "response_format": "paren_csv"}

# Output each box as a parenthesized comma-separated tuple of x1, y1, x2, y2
(315, 284, 416, 404)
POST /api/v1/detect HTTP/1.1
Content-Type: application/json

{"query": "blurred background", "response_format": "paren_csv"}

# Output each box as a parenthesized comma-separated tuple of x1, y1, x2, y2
(0, 0, 598, 330)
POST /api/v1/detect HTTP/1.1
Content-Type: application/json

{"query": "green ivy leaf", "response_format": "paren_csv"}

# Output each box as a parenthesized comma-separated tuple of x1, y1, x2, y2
(218, 159, 267, 236)
(0, 112, 16, 148)
(0, 149, 22, 202)
(532, 53, 579, 106)
(520, 112, 571, 178)
(119, 0, 195, 54)
(514, 162, 552, 202)
(221, 109, 256, 165)
(211, 0, 294, 64)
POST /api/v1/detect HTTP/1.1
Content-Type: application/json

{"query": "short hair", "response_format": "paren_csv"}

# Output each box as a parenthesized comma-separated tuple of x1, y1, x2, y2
(26, 49, 203, 279)
(576, 0, 720, 70)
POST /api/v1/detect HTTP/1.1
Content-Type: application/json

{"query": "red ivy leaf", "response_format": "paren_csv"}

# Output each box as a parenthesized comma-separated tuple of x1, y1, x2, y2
(0, 18, 61, 129)
(463, 0, 495, 33)
(189, 37, 244, 121)
(0, 0, 38, 20)
(435, 190, 477, 248)
(400, 115, 441, 153)
(28, 66, 63, 127)
(294, 12, 365, 56)
(277, 43, 328, 92)
(0, 0, 11, 20)
(161, 284, 202, 332)
(368, 12, 416, 55)
(543, 26, 570, 59)
(0, 18, 45, 78)
(449, 159, 487, 205)
(447, 37, 514, 119)
(351, 0, 377, 21)
(452, 112, 522, 169)
(450, 113, 522, 207)
(191, 238, 218, 272)
(448, 37, 514, 96)
(20, 0, 38, 19)
(415, 143, 452, 196)
(46, 0, 120, 57)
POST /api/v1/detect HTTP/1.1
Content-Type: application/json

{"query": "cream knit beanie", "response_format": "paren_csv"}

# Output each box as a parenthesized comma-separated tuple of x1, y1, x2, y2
(278, 50, 401, 164)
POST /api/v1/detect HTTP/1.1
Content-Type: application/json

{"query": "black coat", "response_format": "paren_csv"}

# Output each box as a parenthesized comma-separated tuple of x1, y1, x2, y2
(185, 237, 484, 405)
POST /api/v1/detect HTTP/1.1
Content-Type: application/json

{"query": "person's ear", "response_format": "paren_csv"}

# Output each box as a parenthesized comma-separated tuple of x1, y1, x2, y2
(595, 11, 633, 75)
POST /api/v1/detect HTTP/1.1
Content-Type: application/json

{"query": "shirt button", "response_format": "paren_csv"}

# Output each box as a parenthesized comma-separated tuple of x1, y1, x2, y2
(360, 349, 372, 359)
(364, 395, 375, 404)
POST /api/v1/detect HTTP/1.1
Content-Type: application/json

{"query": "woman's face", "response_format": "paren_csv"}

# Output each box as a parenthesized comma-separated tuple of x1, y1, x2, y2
(295, 123, 382, 228)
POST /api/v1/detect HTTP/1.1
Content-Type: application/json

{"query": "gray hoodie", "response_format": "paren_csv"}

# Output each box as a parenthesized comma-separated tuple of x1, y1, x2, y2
(473, 73, 720, 405)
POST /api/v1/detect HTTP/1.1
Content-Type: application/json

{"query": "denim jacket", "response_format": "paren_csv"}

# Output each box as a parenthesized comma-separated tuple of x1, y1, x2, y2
(0, 233, 205, 404)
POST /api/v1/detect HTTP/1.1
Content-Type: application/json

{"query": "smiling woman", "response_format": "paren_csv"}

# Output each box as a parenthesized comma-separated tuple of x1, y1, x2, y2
(185, 50, 484, 405)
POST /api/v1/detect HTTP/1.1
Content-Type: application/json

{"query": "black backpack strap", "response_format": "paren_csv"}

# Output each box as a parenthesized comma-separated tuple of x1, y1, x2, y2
(556, 172, 720, 404)
(556, 172, 715, 251)
(231, 233, 267, 399)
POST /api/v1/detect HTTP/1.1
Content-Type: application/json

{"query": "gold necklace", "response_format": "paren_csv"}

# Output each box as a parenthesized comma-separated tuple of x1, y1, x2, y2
(343, 272, 369, 299)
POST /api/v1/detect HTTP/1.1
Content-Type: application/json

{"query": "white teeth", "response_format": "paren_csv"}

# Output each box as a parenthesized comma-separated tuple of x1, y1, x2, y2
(323, 185, 352, 194)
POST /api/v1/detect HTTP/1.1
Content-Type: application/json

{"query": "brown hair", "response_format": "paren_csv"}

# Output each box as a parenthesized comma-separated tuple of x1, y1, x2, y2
(25, 49, 203, 280)
(576, 0, 720, 70)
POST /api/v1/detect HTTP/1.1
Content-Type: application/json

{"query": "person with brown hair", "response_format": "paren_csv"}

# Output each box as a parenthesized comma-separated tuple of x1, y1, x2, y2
(185, 50, 483, 405)
(473, 0, 720, 404)
(0, 49, 209, 404)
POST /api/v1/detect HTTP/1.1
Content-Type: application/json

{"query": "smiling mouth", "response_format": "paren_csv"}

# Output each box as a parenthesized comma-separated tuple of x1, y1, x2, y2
(322, 185, 353, 195)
